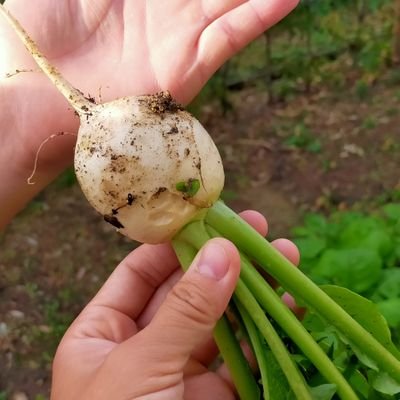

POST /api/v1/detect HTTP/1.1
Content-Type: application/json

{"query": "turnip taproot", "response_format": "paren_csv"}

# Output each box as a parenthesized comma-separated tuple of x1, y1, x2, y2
(73, 93, 224, 243)
(2, 5, 400, 400)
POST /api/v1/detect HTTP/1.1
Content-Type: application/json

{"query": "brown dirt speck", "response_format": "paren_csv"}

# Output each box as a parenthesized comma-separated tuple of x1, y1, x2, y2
(144, 91, 184, 114)
(103, 214, 124, 229)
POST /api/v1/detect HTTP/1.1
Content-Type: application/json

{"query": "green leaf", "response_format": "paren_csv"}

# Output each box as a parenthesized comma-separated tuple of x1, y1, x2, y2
(303, 213, 329, 236)
(309, 384, 336, 400)
(377, 299, 400, 329)
(372, 269, 400, 301)
(313, 249, 382, 294)
(382, 203, 400, 222)
(302, 316, 350, 372)
(294, 236, 327, 259)
(372, 371, 400, 395)
(348, 369, 369, 398)
(292, 226, 314, 237)
(262, 349, 294, 400)
(321, 285, 400, 360)
(338, 218, 392, 258)
(306, 139, 322, 154)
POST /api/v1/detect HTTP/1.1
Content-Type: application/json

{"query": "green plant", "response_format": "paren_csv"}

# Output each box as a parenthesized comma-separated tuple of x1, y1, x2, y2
(354, 79, 370, 100)
(284, 123, 322, 153)
(293, 203, 400, 330)
(43, 300, 73, 342)
(290, 203, 400, 398)
(361, 116, 377, 129)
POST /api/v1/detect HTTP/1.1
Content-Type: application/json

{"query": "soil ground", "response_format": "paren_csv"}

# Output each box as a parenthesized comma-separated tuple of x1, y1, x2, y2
(0, 81, 399, 399)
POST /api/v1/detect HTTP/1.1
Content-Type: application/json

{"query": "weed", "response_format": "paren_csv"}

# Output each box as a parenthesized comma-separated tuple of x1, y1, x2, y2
(284, 123, 322, 153)
(354, 79, 370, 100)
(44, 300, 73, 336)
(361, 116, 377, 130)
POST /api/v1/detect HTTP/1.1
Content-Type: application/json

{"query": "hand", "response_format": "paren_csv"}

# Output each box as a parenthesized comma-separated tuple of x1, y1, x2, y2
(51, 211, 300, 400)
(0, 0, 299, 179)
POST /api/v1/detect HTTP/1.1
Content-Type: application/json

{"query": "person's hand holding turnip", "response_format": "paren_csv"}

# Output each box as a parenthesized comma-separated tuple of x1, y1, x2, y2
(4, 2, 399, 399)
(52, 211, 300, 400)
(0, 2, 303, 398)
(0, 0, 298, 227)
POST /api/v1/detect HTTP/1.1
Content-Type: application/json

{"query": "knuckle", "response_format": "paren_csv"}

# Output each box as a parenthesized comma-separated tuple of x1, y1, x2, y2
(168, 279, 219, 326)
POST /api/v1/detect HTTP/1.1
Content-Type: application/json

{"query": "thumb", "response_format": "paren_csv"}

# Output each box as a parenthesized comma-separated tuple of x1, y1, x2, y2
(144, 238, 240, 368)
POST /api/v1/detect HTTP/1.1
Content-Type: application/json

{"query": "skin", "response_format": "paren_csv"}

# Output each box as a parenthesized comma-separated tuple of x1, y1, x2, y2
(52, 211, 300, 400)
(0, 1, 301, 399)
(0, 0, 299, 227)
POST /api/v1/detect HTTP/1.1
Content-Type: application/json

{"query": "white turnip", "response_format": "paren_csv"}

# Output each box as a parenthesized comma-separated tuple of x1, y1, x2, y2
(0, 5, 224, 244)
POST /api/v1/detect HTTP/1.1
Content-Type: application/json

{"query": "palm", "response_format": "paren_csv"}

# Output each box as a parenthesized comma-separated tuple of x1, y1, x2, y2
(51, 215, 298, 399)
(3, 0, 295, 101)
(59, 336, 234, 399)
(1, 0, 297, 177)
(54, 284, 235, 399)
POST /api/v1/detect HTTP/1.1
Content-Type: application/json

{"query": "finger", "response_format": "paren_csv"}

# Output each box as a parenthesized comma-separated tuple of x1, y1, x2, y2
(271, 238, 300, 266)
(239, 210, 268, 237)
(282, 292, 306, 318)
(191, 208, 267, 366)
(270, 239, 302, 314)
(136, 210, 267, 366)
(198, 0, 299, 76)
(260, 238, 300, 288)
(184, 371, 236, 400)
(133, 238, 241, 371)
(200, 0, 247, 22)
(87, 243, 180, 320)
(138, 209, 267, 328)
(136, 267, 183, 329)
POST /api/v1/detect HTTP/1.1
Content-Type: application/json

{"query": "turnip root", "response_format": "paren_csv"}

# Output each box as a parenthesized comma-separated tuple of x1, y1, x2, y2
(75, 93, 224, 243)
(0, 5, 224, 244)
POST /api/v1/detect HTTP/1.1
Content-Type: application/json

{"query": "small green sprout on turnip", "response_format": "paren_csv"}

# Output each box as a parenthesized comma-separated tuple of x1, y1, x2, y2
(176, 179, 201, 198)
(2, 4, 400, 400)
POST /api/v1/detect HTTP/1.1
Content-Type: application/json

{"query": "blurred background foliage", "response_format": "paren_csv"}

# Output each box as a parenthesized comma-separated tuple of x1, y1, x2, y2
(193, 0, 400, 111)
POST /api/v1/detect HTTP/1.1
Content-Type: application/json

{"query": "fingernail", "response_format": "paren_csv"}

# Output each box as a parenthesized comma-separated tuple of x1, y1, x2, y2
(197, 242, 230, 281)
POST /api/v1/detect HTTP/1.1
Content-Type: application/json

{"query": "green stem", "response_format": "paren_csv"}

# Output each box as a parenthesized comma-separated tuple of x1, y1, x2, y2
(205, 201, 400, 383)
(172, 238, 197, 273)
(241, 254, 358, 399)
(234, 301, 270, 400)
(176, 222, 313, 399)
(234, 280, 313, 400)
(171, 238, 260, 400)
(206, 224, 358, 399)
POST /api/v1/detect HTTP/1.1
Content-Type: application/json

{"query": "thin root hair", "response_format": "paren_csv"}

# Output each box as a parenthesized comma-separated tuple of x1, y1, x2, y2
(27, 132, 77, 185)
